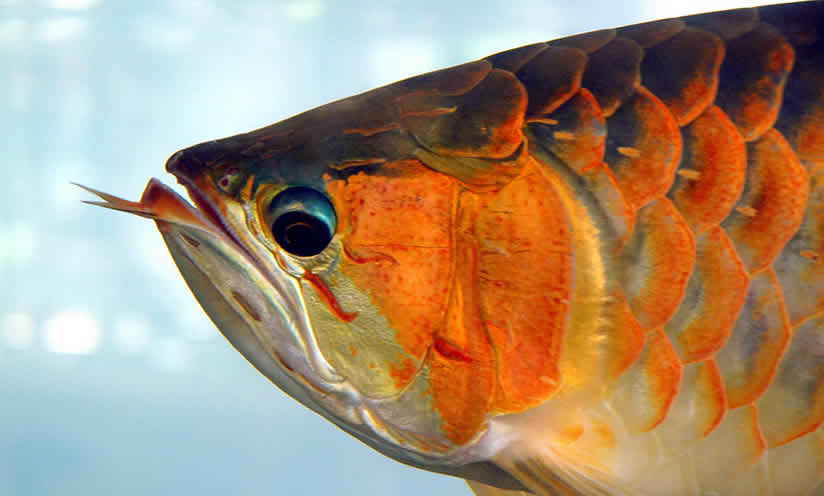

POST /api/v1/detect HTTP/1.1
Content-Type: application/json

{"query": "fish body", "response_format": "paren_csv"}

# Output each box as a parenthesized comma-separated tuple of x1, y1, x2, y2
(84, 2, 824, 495)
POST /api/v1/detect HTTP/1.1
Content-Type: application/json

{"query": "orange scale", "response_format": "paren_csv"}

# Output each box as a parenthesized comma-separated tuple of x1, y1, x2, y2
(715, 269, 791, 409)
(664, 226, 750, 363)
(654, 358, 727, 452)
(757, 313, 824, 447)
(620, 198, 696, 330)
(607, 329, 683, 433)
(715, 23, 795, 141)
(774, 169, 824, 325)
(528, 88, 606, 174)
(577, 163, 634, 249)
(721, 129, 809, 273)
(640, 26, 724, 126)
(775, 44, 824, 171)
(668, 105, 747, 228)
(582, 37, 643, 117)
(557, 291, 646, 398)
(603, 293, 647, 382)
(605, 86, 682, 210)
(691, 405, 767, 494)
(403, 68, 527, 160)
(767, 426, 824, 495)
(516, 45, 588, 117)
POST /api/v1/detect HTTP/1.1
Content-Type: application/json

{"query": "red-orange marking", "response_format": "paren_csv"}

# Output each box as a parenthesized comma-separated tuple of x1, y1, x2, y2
(559, 424, 585, 443)
(401, 106, 457, 119)
(526, 117, 558, 125)
(343, 123, 401, 136)
(592, 420, 616, 449)
(302, 270, 359, 322)
(433, 337, 474, 363)
(342, 245, 398, 265)
(240, 174, 256, 201)
(330, 158, 387, 170)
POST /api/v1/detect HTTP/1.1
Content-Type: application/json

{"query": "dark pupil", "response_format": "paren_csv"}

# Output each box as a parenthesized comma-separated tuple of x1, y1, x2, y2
(272, 211, 331, 257)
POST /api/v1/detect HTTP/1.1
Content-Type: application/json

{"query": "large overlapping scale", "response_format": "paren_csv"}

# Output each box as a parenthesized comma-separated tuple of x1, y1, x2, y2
(473, 2, 824, 494)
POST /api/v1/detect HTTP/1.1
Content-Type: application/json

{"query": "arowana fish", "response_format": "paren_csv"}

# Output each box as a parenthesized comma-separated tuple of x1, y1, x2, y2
(80, 1, 824, 494)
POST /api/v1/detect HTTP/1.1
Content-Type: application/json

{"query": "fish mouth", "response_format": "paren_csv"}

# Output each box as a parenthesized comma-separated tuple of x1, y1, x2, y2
(77, 179, 347, 411)
(176, 175, 256, 262)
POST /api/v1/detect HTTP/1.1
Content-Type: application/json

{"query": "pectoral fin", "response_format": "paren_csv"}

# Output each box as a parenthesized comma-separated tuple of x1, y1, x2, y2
(490, 446, 638, 496)
(466, 480, 532, 496)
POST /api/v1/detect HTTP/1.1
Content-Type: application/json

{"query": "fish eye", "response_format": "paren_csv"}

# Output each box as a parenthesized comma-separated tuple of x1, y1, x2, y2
(267, 187, 336, 257)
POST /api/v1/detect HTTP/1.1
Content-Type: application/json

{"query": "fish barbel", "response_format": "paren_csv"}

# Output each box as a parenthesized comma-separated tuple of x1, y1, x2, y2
(82, 2, 824, 494)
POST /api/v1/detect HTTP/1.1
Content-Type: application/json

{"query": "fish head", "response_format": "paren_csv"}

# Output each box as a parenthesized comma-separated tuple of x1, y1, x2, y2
(160, 130, 466, 458)
(83, 61, 578, 491)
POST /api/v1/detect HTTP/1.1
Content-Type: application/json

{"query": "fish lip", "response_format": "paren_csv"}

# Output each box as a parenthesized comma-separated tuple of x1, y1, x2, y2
(172, 174, 256, 261)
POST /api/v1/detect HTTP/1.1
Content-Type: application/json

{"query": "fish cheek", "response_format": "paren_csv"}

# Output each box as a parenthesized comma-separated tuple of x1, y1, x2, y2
(322, 161, 455, 396)
(300, 271, 416, 399)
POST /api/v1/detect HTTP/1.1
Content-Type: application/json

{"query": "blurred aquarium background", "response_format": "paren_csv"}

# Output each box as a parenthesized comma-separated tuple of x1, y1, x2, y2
(1, 0, 774, 494)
